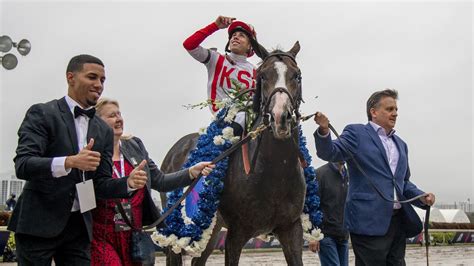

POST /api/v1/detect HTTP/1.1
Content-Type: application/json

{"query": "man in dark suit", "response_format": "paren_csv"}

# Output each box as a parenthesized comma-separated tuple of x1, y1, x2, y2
(313, 89, 435, 265)
(8, 54, 149, 265)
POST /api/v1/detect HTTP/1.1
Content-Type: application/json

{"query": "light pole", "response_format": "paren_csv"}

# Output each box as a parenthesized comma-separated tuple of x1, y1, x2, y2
(0, 35, 31, 70)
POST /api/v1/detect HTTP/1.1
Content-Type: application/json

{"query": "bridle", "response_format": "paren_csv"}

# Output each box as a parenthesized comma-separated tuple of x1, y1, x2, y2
(256, 52, 302, 127)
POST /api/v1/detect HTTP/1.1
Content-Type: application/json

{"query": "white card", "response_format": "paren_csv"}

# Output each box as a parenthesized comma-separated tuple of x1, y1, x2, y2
(76, 179, 97, 213)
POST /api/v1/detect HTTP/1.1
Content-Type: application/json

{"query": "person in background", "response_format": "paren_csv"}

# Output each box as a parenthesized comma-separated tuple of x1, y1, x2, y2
(309, 162, 349, 266)
(5, 194, 16, 211)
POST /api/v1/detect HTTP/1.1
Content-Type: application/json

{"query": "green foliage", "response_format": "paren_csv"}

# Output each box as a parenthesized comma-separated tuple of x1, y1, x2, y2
(6, 232, 15, 250)
(431, 232, 455, 244)
(183, 78, 256, 131)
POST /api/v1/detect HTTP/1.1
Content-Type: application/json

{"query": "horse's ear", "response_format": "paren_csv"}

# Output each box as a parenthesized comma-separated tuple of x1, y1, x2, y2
(287, 41, 300, 58)
(250, 38, 269, 60)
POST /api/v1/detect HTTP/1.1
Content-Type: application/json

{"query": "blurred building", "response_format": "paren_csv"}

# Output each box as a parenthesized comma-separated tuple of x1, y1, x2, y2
(0, 171, 25, 208)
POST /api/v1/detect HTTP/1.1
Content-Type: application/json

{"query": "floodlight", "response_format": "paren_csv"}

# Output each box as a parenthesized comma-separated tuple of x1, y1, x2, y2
(0, 35, 13, 53)
(16, 39, 31, 56)
(1, 35, 31, 70)
(0, 53, 18, 70)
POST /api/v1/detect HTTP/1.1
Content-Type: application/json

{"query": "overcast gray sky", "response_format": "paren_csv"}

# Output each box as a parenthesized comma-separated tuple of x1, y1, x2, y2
(1, 1, 472, 204)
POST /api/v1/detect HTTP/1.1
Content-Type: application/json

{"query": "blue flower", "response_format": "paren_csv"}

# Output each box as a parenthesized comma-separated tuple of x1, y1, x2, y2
(159, 113, 323, 246)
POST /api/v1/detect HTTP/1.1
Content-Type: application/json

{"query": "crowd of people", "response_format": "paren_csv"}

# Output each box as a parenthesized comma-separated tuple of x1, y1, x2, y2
(7, 15, 435, 266)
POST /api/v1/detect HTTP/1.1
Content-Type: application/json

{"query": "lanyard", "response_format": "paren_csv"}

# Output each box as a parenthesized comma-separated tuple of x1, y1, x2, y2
(113, 153, 125, 178)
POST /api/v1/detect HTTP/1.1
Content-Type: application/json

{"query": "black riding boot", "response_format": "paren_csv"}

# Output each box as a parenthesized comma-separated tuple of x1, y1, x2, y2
(230, 122, 243, 138)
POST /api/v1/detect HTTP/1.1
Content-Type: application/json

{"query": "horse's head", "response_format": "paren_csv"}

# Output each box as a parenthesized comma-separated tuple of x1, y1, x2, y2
(252, 41, 302, 139)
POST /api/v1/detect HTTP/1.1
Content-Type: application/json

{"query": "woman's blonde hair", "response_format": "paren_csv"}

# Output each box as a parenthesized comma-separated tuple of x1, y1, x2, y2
(95, 98, 119, 116)
(95, 98, 133, 140)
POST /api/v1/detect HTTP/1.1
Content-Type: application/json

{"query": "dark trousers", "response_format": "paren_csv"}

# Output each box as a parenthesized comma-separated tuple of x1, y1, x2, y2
(350, 211, 406, 266)
(16, 211, 91, 266)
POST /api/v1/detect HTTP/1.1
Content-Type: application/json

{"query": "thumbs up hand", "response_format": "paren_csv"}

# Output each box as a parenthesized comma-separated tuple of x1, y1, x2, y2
(84, 138, 95, 150)
(128, 160, 148, 189)
(65, 138, 101, 171)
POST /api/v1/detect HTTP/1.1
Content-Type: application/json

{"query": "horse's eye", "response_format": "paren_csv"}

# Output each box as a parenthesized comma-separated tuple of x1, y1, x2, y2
(293, 74, 301, 82)
(259, 75, 266, 82)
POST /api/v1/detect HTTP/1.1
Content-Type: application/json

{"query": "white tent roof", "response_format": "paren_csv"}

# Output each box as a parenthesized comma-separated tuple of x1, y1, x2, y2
(414, 206, 445, 223)
(438, 209, 470, 223)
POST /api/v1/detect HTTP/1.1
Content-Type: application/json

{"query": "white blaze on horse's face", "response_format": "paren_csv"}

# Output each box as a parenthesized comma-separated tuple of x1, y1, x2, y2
(270, 61, 292, 139)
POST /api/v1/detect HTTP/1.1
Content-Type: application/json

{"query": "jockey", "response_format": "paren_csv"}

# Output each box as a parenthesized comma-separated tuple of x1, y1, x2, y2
(183, 15, 257, 137)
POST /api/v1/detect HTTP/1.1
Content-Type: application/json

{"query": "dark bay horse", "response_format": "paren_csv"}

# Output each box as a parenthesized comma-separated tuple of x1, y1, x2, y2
(160, 41, 306, 266)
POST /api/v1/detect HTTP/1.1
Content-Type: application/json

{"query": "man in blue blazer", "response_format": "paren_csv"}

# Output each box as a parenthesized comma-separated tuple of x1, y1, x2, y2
(314, 89, 435, 265)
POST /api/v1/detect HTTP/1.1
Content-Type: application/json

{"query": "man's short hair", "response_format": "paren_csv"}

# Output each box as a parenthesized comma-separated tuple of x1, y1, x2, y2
(366, 89, 398, 121)
(66, 54, 104, 73)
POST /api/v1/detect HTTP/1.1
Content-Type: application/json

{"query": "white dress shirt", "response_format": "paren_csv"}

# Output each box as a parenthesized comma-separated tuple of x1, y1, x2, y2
(369, 121, 401, 209)
(51, 96, 93, 211)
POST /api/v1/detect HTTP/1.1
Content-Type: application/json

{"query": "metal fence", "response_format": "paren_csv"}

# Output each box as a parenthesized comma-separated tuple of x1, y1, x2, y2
(435, 201, 473, 213)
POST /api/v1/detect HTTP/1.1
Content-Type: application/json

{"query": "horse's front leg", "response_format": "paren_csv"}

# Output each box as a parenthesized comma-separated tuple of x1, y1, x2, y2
(165, 247, 183, 266)
(274, 219, 304, 266)
(224, 226, 251, 266)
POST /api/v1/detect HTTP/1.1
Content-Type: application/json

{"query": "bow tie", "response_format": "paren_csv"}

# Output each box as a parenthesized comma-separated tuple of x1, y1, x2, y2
(74, 106, 96, 119)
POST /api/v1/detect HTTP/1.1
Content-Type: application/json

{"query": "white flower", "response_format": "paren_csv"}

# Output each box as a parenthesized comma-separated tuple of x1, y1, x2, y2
(230, 136, 240, 144)
(183, 216, 193, 225)
(302, 227, 324, 242)
(311, 228, 324, 240)
(300, 214, 312, 231)
(215, 98, 231, 109)
(151, 232, 165, 244)
(176, 237, 191, 248)
(181, 204, 194, 225)
(152, 233, 178, 247)
(172, 244, 182, 254)
(224, 107, 239, 123)
(198, 127, 207, 135)
(213, 135, 225, 145)
(186, 242, 205, 257)
(222, 127, 234, 140)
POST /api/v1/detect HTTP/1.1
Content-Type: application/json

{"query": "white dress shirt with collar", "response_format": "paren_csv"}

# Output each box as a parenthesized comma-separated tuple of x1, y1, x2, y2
(51, 95, 94, 211)
(369, 121, 401, 209)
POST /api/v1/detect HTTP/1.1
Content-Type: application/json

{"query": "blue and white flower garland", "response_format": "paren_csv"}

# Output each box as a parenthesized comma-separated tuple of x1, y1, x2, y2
(298, 127, 324, 242)
(152, 109, 324, 256)
(152, 109, 235, 256)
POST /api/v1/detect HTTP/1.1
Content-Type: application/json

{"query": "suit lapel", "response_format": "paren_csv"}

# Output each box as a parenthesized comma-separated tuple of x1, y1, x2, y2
(120, 141, 139, 167)
(365, 123, 391, 171)
(58, 97, 79, 153)
(120, 139, 152, 191)
(86, 116, 98, 147)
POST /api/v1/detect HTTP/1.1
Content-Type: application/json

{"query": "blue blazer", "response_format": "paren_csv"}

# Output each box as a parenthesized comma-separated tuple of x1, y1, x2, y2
(314, 123, 426, 237)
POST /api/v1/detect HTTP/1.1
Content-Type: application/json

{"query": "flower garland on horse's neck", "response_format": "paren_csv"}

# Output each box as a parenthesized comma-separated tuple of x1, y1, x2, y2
(152, 89, 323, 256)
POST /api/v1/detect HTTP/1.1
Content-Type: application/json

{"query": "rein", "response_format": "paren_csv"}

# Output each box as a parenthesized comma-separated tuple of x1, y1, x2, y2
(149, 123, 269, 230)
(300, 112, 431, 266)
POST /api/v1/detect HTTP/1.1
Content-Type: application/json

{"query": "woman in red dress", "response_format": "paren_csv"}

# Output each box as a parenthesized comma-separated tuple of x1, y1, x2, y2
(91, 98, 214, 265)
